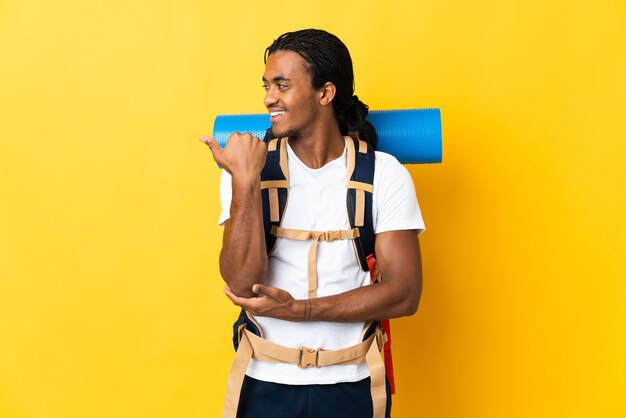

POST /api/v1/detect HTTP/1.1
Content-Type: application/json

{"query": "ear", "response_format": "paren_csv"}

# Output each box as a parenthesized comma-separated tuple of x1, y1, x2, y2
(318, 82, 336, 106)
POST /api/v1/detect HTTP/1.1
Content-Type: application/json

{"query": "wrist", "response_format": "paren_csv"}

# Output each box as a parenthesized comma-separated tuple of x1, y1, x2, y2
(300, 299, 312, 322)
(231, 173, 260, 190)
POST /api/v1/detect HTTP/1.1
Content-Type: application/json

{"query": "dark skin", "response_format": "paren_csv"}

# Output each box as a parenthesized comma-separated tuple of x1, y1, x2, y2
(201, 50, 422, 321)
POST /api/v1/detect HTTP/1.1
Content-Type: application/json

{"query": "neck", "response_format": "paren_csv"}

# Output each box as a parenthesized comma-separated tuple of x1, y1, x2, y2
(288, 117, 345, 169)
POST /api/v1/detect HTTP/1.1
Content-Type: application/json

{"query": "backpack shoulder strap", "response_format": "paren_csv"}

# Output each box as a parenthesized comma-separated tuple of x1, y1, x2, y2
(345, 136, 376, 271)
(260, 137, 289, 255)
(260, 135, 375, 267)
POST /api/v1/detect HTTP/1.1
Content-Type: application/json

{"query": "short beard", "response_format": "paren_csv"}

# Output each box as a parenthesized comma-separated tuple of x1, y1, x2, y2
(271, 127, 299, 140)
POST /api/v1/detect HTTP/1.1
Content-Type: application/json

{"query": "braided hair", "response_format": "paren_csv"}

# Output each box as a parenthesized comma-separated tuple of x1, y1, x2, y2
(264, 29, 378, 149)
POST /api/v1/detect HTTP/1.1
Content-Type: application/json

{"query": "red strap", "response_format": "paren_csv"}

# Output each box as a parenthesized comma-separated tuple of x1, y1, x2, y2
(366, 254, 378, 283)
(366, 254, 396, 394)
(381, 319, 395, 394)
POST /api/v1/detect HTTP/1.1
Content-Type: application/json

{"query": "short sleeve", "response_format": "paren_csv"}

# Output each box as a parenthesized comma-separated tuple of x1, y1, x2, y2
(372, 152, 425, 235)
(218, 170, 233, 226)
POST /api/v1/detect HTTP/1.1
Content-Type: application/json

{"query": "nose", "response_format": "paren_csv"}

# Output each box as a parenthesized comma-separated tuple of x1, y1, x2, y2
(264, 87, 278, 108)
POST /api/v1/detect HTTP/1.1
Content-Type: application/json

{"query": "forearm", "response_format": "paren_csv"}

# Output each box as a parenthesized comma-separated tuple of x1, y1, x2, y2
(303, 231, 423, 322)
(227, 268, 422, 323)
(220, 177, 267, 298)
(232, 278, 422, 323)
(305, 278, 421, 323)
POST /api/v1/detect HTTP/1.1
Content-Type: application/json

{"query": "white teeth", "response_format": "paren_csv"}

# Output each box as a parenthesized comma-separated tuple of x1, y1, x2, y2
(270, 111, 285, 117)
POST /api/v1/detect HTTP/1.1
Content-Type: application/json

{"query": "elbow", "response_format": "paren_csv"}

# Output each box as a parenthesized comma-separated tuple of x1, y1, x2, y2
(219, 257, 267, 299)
(407, 296, 420, 316)
(221, 268, 266, 298)
(399, 295, 420, 317)
(387, 292, 419, 318)
(227, 282, 257, 299)
(396, 279, 422, 317)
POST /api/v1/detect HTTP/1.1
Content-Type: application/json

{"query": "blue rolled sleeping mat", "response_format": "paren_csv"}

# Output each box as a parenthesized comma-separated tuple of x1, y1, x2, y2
(212, 108, 442, 164)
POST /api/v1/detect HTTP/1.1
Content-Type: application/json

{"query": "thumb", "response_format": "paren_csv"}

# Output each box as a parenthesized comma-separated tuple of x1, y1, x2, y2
(199, 135, 224, 161)
(253, 284, 278, 298)
(252, 283, 266, 296)
(253, 284, 287, 301)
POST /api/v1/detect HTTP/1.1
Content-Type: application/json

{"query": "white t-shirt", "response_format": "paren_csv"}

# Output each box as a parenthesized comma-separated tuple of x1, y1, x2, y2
(218, 139, 425, 385)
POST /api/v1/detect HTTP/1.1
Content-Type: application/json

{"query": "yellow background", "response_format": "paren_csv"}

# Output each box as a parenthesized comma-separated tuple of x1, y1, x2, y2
(1, 0, 625, 417)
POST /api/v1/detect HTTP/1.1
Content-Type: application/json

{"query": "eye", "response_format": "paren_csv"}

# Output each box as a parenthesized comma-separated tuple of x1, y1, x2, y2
(277, 84, 288, 91)
(262, 84, 269, 91)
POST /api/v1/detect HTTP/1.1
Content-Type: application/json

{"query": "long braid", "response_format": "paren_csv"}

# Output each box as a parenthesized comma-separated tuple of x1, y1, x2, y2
(265, 29, 378, 149)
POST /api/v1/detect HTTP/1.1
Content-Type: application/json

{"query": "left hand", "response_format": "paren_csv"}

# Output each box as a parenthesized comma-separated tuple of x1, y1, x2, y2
(224, 284, 304, 322)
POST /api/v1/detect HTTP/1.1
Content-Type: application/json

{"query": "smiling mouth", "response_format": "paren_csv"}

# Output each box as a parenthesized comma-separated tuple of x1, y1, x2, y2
(269, 110, 285, 118)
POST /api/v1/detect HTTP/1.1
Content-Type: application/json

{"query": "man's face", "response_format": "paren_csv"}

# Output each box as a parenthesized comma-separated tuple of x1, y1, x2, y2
(262, 50, 320, 139)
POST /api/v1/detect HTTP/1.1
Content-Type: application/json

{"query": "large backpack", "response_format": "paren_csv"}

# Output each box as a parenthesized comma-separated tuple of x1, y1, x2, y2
(257, 133, 396, 393)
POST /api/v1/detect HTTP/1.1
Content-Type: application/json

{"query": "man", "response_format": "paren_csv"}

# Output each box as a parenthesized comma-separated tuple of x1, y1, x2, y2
(201, 29, 424, 418)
